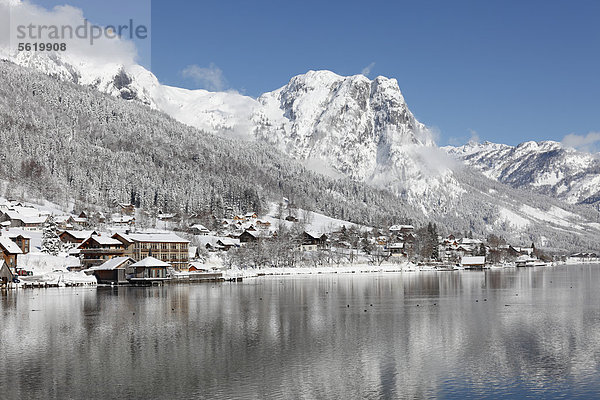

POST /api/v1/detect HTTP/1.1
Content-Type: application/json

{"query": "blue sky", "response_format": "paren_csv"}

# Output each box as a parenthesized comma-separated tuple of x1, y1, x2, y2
(34, 0, 599, 147)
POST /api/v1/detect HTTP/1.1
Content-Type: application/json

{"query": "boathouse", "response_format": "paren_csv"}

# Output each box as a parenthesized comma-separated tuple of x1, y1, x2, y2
(85, 256, 135, 284)
(460, 256, 486, 269)
(127, 256, 170, 283)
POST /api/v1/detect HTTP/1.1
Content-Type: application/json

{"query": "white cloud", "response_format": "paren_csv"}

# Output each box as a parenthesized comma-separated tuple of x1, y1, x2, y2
(181, 63, 227, 92)
(426, 125, 441, 145)
(447, 129, 480, 146)
(361, 62, 375, 77)
(0, 0, 141, 65)
(467, 129, 480, 144)
(561, 132, 600, 153)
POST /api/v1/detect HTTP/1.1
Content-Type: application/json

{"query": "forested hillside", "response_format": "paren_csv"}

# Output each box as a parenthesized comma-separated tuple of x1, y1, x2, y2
(0, 60, 417, 227)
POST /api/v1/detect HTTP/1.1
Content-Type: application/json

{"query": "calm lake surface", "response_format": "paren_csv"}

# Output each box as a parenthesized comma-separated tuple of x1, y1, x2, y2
(2, 264, 600, 399)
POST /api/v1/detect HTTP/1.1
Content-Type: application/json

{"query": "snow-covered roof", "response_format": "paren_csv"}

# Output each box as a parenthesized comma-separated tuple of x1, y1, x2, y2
(89, 256, 133, 271)
(389, 224, 414, 231)
(130, 256, 171, 268)
(305, 231, 326, 239)
(62, 230, 96, 240)
(6, 230, 31, 239)
(87, 235, 122, 246)
(53, 215, 71, 223)
(112, 232, 134, 243)
(11, 206, 41, 217)
(0, 237, 23, 254)
(460, 238, 483, 245)
(193, 263, 218, 270)
(112, 215, 135, 223)
(158, 213, 176, 219)
(189, 261, 215, 270)
(461, 256, 485, 265)
(190, 224, 209, 231)
(4, 211, 46, 224)
(125, 232, 189, 243)
(217, 238, 239, 246)
(389, 243, 404, 249)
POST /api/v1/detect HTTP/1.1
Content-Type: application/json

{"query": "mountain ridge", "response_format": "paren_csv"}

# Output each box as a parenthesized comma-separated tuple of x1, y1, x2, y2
(444, 140, 600, 206)
(4, 50, 461, 207)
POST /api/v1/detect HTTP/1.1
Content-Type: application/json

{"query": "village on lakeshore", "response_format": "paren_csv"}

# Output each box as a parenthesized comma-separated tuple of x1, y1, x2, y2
(0, 197, 598, 290)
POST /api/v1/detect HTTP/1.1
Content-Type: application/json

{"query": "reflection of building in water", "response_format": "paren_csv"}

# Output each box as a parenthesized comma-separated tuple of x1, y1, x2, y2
(2, 267, 600, 399)
(403, 273, 441, 296)
(169, 285, 190, 314)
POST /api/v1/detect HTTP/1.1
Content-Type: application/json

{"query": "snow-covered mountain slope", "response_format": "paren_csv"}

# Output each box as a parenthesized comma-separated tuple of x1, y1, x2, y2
(252, 70, 465, 210)
(254, 70, 432, 178)
(444, 141, 600, 205)
(5, 51, 258, 136)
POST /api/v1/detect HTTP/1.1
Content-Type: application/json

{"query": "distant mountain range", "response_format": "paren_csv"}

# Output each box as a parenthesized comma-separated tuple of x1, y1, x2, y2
(444, 141, 600, 206)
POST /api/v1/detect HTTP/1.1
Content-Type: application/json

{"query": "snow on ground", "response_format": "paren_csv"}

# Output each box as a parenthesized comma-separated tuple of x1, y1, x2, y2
(204, 253, 225, 268)
(262, 202, 366, 233)
(16, 252, 95, 285)
(520, 205, 582, 230)
(586, 222, 600, 231)
(531, 171, 564, 187)
(0, 195, 70, 216)
(548, 206, 582, 221)
(222, 262, 424, 279)
(497, 207, 530, 229)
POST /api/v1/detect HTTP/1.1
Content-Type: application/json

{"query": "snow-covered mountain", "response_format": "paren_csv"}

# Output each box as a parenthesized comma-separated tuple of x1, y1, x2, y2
(3, 50, 464, 209)
(252, 70, 465, 209)
(4, 51, 258, 136)
(444, 141, 600, 205)
(254, 70, 432, 178)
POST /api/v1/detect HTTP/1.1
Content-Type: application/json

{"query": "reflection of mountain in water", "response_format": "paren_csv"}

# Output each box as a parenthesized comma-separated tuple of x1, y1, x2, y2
(1, 266, 600, 398)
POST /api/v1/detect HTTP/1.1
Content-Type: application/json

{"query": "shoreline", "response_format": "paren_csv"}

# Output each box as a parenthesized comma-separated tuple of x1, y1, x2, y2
(5, 261, 600, 290)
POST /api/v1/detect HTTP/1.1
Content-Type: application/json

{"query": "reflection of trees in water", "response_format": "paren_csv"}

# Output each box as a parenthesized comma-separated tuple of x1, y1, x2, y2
(1, 266, 600, 398)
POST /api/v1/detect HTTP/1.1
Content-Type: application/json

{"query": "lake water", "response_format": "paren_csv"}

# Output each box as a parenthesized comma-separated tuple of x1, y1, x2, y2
(2, 264, 600, 399)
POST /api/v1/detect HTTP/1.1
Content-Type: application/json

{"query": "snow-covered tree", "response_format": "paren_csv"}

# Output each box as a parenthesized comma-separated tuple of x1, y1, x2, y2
(41, 216, 62, 256)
